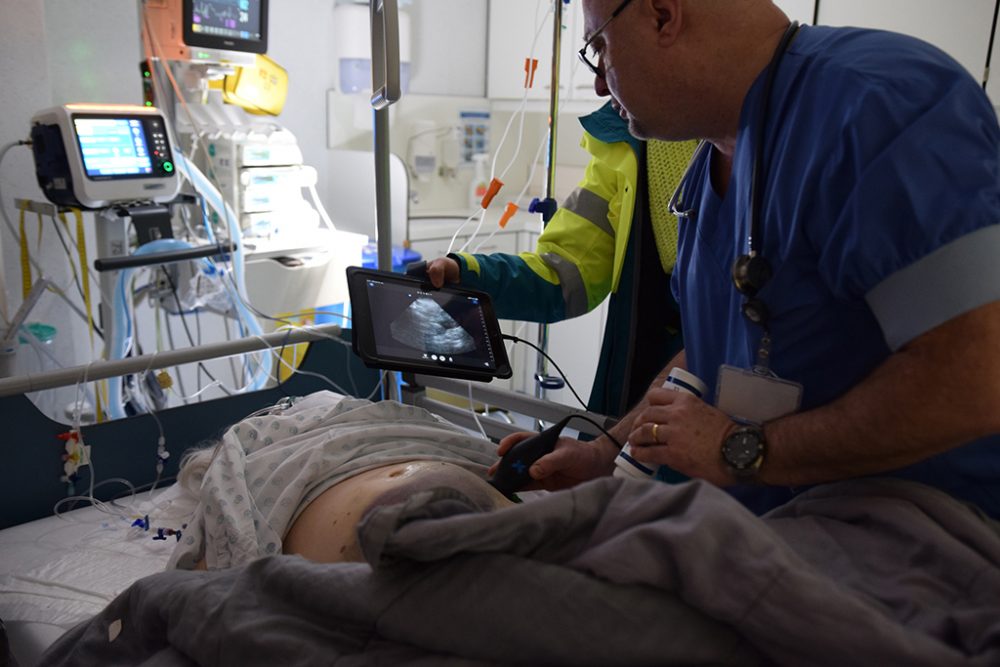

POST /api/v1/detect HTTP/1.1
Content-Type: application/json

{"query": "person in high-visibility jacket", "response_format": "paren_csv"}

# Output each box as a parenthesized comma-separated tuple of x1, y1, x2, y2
(425, 101, 697, 420)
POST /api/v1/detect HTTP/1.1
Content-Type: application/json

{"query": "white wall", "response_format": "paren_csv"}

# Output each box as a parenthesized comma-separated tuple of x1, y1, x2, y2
(0, 0, 93, 417)
(266, 0, 338, 206)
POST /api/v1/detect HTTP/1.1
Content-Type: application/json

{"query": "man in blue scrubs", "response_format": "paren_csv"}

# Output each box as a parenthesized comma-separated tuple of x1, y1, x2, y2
(497, 0, 1000, 518)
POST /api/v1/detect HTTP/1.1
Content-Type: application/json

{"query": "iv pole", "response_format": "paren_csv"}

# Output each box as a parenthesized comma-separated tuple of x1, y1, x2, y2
(534, 0, 565, 402)
(370, 0, 402, 401)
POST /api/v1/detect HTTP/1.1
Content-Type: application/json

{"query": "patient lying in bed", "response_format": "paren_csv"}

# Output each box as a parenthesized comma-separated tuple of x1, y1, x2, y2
(171, 391, 513, 570)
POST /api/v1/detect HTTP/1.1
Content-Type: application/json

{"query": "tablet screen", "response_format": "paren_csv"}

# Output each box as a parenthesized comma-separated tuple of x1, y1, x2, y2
(347, 267, 512, 381)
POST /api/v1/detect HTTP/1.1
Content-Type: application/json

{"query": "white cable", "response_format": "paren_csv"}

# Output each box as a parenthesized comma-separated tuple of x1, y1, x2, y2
(250, 332, 353, 396)
(458, 208, 491, 254)
(0, 140, 31, 255)
(306, 182, 337, 232)
(460, 0, 553, 254)
(0, 140, 23, 324)
(467, 380, 488, 439)
(447, 209, 485, 255)
(472, 131, 550, 254)
(18, 322, 100, 415)
(0, 141, 111, 333)
(1, 140, 115, 313)
(169, 378, 223, 401)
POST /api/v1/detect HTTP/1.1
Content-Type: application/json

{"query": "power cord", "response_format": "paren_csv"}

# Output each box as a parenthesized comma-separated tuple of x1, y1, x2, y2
(501, 333, 588, 409)
(561, 413, 623, 450)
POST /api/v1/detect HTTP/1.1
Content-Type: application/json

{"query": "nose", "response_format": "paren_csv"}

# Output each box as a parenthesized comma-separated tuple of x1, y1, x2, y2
(594, 71, 610, 97)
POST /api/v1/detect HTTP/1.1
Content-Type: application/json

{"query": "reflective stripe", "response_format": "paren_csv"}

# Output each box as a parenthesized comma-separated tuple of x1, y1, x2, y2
(562, 187, 613, 237)
(541, 252, 588, 317)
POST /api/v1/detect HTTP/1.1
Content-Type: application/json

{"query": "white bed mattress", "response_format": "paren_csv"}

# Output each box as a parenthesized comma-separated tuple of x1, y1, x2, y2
(0, 485, 189, 666)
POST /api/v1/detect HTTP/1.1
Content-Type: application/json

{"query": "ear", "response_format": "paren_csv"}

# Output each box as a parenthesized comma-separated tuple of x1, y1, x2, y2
(647, 0, 682, 45)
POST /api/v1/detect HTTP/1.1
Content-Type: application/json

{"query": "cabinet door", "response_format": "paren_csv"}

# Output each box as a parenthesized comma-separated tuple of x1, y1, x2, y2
(774, 0, 816, 25)
(488, 0, 568, 100)
(407, 0, 488, 96)
(817, 0, 994, 86)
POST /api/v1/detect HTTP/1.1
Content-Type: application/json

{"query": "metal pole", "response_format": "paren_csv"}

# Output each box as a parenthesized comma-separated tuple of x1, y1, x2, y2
(370, 0, 402, 401)
(373, 107, 393, 274)
(0, 324, 343, 398)
(535, 0, 564, 401)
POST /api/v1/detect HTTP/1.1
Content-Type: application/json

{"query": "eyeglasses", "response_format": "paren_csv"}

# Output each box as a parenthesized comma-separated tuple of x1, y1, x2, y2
(577, 0, 637, 77)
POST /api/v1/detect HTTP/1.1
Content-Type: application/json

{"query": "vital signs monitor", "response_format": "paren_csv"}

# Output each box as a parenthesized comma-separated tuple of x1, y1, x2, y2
(30, 104, 181, 209)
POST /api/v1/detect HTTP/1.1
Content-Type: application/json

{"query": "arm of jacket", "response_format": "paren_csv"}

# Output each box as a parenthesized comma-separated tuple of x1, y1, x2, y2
(452, 134, 636, 323)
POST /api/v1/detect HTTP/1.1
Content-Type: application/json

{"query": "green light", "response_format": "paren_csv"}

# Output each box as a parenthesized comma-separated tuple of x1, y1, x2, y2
(145, 101, 152, 106)
(162, 161, 174, 173)
(144, 71, 150, 77)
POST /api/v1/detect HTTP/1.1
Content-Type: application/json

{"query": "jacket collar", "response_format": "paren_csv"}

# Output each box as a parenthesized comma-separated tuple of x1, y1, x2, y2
(579, 101, 642, 153)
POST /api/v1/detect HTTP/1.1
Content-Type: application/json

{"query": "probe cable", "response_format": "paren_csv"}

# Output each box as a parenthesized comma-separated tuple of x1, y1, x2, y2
(501, 332, 587, 410)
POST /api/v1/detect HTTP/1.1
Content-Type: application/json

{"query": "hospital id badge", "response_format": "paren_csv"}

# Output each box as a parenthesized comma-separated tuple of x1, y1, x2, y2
(715, 365, 802, 424)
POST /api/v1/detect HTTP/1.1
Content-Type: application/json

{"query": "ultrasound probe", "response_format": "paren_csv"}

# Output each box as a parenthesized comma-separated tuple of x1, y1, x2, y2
(488, 416, 572, 500)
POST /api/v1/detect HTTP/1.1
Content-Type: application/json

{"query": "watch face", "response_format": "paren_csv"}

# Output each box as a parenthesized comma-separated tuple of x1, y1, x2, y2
(723, 430, 762, 470)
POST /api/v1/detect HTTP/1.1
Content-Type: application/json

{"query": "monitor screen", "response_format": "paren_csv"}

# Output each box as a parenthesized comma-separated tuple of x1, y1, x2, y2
(184, 0, 268, 53)
(347, 267, 512, 381)
(74, 118, 154, 179)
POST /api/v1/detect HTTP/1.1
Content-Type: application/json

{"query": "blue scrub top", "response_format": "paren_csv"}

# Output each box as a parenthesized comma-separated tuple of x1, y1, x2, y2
(671, 25, 1000, 517)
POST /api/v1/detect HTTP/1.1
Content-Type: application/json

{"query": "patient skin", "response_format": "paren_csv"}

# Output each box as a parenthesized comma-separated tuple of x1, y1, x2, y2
(285, 461, 514, 563)
(197, 461, 513, 568)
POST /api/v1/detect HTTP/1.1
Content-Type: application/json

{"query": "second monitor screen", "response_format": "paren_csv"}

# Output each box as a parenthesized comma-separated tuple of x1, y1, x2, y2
(189, 0, 265, 44)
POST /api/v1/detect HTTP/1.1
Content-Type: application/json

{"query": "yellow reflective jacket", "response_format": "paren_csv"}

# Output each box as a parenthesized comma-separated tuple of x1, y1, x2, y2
(454, 102, 696, 416)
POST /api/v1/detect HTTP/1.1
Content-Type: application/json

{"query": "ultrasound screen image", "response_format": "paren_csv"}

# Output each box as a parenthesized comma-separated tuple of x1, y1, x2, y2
(365, 278, 498, 372)
(390, 297, 476, 355)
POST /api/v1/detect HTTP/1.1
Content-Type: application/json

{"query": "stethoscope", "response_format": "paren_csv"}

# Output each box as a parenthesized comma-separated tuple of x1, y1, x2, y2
(668, 21, 801, 333)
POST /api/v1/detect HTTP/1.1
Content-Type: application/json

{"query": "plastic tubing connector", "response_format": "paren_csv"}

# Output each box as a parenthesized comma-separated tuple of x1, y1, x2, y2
(498, 202, 519, 229)
(480, 177, 504, 210)
(524, 58, 539, 89)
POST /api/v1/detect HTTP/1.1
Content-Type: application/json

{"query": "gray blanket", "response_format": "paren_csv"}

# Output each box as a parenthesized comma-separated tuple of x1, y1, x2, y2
(39, 477, 1000, 666)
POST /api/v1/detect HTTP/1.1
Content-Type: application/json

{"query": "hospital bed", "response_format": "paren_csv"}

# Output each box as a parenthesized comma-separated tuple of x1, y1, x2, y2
(0, 325, 606, 665)
(0, 329, 374, 664)
(3, 335, 1000, 666)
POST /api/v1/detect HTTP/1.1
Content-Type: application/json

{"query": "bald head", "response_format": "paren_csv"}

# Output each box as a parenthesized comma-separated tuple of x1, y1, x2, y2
(580, 0, 790, 147)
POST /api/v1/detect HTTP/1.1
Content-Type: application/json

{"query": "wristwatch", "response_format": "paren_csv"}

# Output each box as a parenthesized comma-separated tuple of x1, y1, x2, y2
(721, 425, 766, 481)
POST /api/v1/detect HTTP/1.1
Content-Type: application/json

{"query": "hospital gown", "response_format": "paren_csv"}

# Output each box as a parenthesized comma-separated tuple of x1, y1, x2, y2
(168, 392, 497, 570)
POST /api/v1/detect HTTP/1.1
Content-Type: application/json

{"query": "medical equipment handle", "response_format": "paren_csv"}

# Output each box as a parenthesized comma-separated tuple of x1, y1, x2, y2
(370, 0, 401, 110)
(93, 242, 237, 272)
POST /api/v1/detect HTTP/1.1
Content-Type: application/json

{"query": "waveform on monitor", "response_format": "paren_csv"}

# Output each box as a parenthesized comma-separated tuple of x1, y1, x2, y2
(193, 1, 242, 24)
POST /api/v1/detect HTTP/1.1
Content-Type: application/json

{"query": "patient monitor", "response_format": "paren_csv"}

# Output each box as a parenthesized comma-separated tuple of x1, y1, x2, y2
(143, 0, 268, 63)
(30, 104, 181, 209)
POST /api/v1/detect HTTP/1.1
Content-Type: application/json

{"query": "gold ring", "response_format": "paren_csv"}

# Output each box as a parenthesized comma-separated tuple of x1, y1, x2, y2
(652, 423, 659, 442)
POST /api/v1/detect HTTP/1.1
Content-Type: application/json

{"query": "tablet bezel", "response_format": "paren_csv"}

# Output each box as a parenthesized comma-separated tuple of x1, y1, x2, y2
(346, 266, 513, 382)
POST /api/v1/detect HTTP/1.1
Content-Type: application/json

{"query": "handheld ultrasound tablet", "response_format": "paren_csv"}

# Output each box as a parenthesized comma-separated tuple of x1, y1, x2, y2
(346, 266, 512, 382)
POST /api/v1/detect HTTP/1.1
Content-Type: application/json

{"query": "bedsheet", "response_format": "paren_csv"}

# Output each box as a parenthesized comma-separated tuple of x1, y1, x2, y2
(40, 476, 1000, 666)
(0, 487, 187, 666)
(0, 487, 187, 627)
